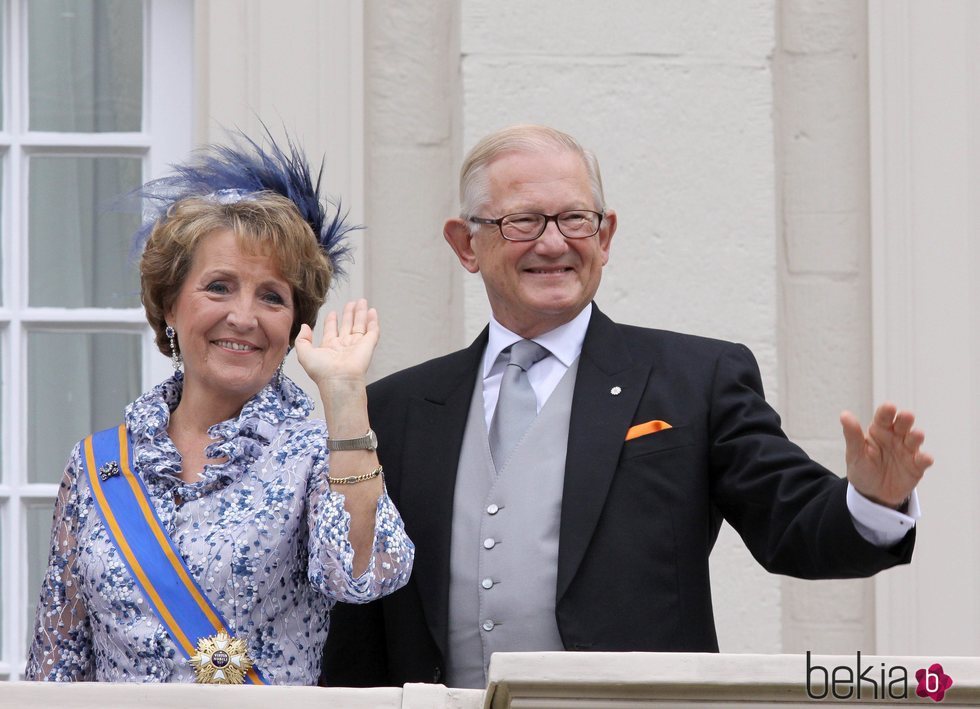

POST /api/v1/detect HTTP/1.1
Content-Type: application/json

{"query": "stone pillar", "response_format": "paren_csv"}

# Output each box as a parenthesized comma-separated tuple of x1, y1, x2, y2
(363, 0, 464, 377)
(775, 0, 875, 653)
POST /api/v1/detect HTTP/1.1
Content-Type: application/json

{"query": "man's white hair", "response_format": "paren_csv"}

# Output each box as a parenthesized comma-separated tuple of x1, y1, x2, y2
(459, 125, 606, 233)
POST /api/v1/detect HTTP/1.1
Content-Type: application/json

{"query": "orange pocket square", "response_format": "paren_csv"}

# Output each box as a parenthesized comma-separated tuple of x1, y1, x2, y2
(625, 420, 672, 441)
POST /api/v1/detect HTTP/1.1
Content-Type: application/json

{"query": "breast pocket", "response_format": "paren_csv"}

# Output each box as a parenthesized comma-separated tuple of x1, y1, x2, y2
(620, 424, 694, 460)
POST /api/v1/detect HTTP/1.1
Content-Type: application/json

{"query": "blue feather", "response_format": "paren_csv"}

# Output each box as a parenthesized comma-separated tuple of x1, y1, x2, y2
(131, 124, 356, 281)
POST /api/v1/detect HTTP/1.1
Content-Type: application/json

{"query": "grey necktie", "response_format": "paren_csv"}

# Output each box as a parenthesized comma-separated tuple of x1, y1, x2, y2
(489, 339, 549, 468)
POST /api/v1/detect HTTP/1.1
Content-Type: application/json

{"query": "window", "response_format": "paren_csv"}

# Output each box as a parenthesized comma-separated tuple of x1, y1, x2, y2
(0, 0, 192, 680)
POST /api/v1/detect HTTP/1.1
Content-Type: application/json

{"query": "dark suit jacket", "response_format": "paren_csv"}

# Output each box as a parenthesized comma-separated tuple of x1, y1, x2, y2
(320, 306, 914, 687)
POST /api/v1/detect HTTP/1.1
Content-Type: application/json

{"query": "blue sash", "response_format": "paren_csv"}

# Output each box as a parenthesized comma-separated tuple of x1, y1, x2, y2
(83, 424, 268, 684)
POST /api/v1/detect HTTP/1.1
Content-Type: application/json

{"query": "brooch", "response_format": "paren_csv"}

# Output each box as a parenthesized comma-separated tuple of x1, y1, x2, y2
(189, 632, 254, 684)
(98, 460, 120, 481)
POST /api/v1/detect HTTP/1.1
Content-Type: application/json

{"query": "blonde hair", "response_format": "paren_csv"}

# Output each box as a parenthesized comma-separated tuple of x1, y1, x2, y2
(459, 124, 605, 225)
(140, 192, 332, 356)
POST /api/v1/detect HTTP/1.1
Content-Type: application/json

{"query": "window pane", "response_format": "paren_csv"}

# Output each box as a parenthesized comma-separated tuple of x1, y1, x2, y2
(29, 0, 143, 132)
(28, 332, 141, 484)
(0, 346, 3, 469)
(26, 500, 57, 650)
(0, 4, 4, 129)
(0, 167, 4, 305)
(29, 156, 141, 308)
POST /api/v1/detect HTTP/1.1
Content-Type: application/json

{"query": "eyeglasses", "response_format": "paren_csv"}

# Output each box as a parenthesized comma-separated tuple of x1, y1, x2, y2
(468, 210, 604, 242)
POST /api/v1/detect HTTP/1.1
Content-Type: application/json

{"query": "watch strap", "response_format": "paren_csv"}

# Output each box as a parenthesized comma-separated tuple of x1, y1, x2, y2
(326, 428, 377, 451)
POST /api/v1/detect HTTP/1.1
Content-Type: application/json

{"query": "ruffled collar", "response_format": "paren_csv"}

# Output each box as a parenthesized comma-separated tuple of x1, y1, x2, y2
(125, 372, 313, 490)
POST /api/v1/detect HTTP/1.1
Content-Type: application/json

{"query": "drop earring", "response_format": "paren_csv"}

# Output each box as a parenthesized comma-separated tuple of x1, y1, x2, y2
(275, 347, 291, 388)
(165, 325, 182, 371)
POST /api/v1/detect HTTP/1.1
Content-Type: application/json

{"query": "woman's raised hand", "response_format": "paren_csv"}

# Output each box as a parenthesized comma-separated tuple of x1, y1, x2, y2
(294, 299, 379, 388)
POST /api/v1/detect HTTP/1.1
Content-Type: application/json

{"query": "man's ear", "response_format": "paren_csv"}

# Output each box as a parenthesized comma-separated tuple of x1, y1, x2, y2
(444, 218, 481, 273)
(598, 208, 617, 266)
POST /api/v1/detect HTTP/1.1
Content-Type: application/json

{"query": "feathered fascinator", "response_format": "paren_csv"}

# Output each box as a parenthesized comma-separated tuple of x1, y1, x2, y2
(131, 126, 355, 279)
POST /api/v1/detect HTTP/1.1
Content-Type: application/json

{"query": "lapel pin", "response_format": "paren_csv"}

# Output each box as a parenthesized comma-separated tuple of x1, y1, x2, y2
(610, 386, 622, 396)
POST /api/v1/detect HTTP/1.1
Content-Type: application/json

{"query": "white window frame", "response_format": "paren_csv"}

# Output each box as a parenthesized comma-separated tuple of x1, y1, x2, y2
(0, 0, 193, 680)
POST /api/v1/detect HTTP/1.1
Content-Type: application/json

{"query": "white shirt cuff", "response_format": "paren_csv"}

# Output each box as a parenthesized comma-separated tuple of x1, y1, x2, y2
(846, 482, 919, 547)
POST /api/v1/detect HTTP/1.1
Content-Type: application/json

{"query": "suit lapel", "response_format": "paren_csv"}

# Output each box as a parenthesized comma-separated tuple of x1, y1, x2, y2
(396, 330, 488, 659)
(557, 307, 652, 600)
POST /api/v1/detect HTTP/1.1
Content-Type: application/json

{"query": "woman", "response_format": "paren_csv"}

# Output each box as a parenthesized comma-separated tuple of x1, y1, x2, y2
(26, 133, 413, 683)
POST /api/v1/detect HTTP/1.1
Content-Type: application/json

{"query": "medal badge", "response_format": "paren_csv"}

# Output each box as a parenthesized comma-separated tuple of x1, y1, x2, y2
(189, 632, 254, 684)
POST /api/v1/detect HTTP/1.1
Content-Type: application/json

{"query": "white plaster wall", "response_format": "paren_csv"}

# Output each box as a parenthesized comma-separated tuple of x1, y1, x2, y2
(457, 0, 782, 652)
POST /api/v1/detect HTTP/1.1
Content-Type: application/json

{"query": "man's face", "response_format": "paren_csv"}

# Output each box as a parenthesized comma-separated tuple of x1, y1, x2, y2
(445, 149, 616, 338)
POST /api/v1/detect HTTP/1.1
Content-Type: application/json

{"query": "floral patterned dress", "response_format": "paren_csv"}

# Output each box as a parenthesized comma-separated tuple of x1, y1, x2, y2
(26, 373, 413, 683)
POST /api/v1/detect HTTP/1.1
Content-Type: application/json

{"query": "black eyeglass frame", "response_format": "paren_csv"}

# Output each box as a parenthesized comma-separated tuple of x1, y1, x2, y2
(468, 210, 605, 242)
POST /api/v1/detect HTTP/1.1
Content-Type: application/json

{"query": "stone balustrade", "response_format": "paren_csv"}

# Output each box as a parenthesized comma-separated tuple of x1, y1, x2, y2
(5, 653, 979, 707)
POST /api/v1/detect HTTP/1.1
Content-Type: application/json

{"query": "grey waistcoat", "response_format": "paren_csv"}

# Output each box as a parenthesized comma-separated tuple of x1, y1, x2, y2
(445, 357, 580, 688)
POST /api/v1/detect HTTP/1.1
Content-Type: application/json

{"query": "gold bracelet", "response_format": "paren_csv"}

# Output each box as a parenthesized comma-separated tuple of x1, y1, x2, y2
(327, 465, 383, 485)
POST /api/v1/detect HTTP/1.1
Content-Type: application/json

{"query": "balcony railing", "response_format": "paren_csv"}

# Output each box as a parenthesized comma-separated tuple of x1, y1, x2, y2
(5, 652, 979, 707)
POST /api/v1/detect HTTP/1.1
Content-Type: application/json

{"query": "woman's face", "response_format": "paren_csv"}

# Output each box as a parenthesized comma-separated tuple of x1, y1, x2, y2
(166, 228, 294, 411)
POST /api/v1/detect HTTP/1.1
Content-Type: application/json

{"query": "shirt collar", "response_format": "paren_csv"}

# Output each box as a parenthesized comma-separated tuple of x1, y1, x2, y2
(483, 303, 593, 378)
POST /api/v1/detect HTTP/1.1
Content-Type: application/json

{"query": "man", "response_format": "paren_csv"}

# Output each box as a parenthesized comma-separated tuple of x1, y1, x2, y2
(321, 125, 931, 689)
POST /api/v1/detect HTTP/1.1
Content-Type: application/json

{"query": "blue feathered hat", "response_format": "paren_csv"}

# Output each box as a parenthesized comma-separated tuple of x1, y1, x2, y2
(131, 125, 355, 280)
